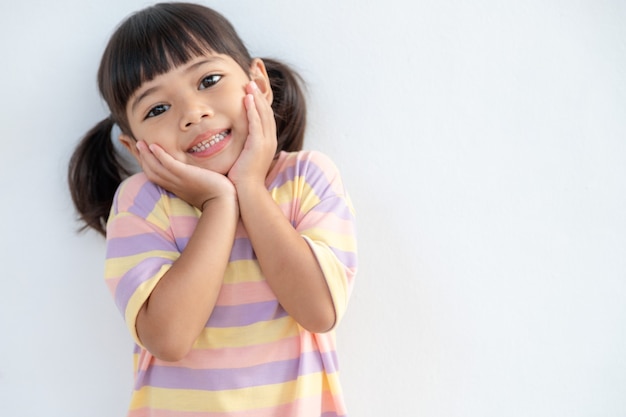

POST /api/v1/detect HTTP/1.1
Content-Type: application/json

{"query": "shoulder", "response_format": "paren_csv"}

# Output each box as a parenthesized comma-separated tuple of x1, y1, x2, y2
(274, 150, 342, 181)
(270, 150, 348, 199)
(283, 150, 338, 170)
(111, 173, 174, 216)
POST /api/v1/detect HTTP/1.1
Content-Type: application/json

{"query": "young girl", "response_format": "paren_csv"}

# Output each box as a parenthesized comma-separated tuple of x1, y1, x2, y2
(68, 2, 357, 416)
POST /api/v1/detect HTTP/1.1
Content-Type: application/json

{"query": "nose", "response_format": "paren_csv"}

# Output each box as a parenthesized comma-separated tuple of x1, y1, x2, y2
(180, 96, 213, 129)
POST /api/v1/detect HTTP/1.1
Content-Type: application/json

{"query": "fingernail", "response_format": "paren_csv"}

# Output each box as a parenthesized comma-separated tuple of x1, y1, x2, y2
(250, 81, 259, 91)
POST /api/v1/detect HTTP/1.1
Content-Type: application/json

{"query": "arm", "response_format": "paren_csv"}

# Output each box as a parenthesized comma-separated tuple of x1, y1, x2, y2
(132, 142, 238, 361)
(229, 84, 335, 333)
(237, 183, 336, 333)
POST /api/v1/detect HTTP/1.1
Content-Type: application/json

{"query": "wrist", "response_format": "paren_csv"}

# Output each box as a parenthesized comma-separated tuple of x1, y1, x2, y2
(233, 179, 266, 198)
(200, 192, 238, 212)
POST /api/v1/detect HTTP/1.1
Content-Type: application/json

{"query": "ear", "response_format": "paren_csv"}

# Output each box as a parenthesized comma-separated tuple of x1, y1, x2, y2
(249, 58, 273, 105)
(118, 133, 140, 161)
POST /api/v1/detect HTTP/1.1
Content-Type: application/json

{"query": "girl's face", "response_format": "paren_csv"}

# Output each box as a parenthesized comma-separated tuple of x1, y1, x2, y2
(120, 53, 272, 174)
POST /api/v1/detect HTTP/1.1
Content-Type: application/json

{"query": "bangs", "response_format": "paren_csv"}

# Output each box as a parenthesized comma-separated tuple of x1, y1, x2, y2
(109, 26, 212, 109)
(99, 3, 251, 124)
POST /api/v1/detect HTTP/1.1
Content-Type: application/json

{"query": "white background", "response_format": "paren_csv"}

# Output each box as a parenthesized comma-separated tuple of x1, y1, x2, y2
(1, 1, 625, 416)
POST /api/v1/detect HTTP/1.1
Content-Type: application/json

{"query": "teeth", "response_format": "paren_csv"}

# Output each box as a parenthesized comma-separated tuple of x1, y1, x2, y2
(189, 130, 229, 153)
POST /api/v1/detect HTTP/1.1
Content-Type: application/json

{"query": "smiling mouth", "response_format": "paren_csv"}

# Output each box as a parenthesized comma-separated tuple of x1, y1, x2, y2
(188, 130, 230, 153)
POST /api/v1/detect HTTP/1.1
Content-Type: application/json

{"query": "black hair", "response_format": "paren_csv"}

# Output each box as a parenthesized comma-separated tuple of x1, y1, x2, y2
(68, 2, 307, 235)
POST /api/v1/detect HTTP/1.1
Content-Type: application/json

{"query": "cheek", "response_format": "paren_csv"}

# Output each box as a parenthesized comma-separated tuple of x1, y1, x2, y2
(132, 131, 180, 158)
(220, 85, 248, 117)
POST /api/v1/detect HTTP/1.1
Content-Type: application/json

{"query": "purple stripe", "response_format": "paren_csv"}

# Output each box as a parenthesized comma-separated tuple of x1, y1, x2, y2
(310, 198, 355, 221)
(230, 237, 255, 261)
(174, 237, 189, 251)
(114, 257, 172, 314)
(107, 233, 177, 258)
(329, 247, 358, 269)
(269, 158, 335, 201)
(136, 350, 338, 391)
(126, 181, 163, 219)
(171, 237, 253, 261)
(207, 300, 287, 328)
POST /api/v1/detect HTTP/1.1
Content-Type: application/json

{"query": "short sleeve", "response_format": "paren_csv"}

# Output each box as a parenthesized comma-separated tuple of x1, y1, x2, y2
(270, 151, 358, 329)
(104, 174, 187, 347)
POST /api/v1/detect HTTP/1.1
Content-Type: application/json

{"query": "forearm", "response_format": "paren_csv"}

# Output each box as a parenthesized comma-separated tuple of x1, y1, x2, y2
(237, 183, 335, 333)
(136, 195, 239, 361)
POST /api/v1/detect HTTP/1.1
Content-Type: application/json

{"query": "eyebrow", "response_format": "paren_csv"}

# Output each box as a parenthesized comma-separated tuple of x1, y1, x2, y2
(130, 56, 226, 113)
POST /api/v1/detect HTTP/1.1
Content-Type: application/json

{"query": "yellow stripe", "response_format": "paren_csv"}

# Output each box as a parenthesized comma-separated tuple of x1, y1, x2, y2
(223, 259, 263, 284)
(168, 196, 201, 216)
(302, 228, 357, 253)
(270, 179, 321, 212)
(145, 195, 176, 230)
(271, 178, 357, 220)
(129, 372, 332, 412)
(124, 264, 171, 345)
(303, 237, 350, 324)
(192, 315, 300, 350)
(104, 250, 179, 278)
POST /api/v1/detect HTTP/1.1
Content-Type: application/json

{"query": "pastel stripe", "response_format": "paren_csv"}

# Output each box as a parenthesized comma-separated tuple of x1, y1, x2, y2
(206, 300, 288, 328)
(127, 390, 344, 416)
(104, 150, 356, 415)
(223, 260, 263, 284)
(127, 182, 162, 219)
(162, 236, 256, 261)
(229, 237, 256, 261)
(129, 373, 334, 412)
(192, 316, 299, 350)
(271, 179, 322, 207)
(106, 233, 177, 257)
(153, 334, 306, 370)
(310, 197, 355, 220)
(214, 281, 277, 306)
(268, 158, 334, 199)
(136, 351, 338, 391)
(113, 257, 172, 314)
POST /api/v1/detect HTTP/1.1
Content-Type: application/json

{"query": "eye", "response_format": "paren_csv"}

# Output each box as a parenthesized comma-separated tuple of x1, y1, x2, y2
(199, 74, 222, 90)
(145, 104, 170, 119)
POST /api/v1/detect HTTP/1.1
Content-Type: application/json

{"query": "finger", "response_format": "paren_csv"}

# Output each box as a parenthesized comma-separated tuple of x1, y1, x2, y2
(247, 82, 276, 135)
(148, 143, 178, 170)
(245, 90, 277, 152)
(136, 141, 162, 173)
(137, 142, 181, 185)
(244, 93, 264, 143)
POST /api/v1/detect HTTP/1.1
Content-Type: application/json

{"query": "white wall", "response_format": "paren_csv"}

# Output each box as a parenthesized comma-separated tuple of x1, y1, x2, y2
(1, 0, 625, 416)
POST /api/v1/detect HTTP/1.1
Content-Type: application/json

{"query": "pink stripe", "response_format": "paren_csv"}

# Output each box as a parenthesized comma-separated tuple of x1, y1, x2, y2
(312, 332, 339, 355)
(215, 281, 275, 306)
(277, 198, 303, 220)
(136, 350, 337, 391)
(107, 215, 168, 239)
(169, 215, 199, 235)
(127, 391, 344, 417)
(115, 174, 150, 212)
(143, 332, 337, 371)
(105, 276, 121, 295)
(234, 220, 249, 239)
(154, 335, 306, 369)
(297, 210, 354, 233)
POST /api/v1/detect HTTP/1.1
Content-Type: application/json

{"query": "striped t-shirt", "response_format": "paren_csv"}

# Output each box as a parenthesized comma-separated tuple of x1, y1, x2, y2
(104, 150, 357, 416)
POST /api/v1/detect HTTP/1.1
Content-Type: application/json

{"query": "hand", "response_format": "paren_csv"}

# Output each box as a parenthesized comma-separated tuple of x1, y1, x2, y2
(228, 81, 277, 188)
(135, 141, 236, 209)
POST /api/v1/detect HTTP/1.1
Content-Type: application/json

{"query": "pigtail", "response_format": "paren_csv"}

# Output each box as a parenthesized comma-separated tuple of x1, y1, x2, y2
(263, 58, 307, 153)
(68, 117, 131, 236)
